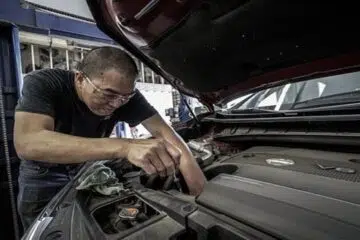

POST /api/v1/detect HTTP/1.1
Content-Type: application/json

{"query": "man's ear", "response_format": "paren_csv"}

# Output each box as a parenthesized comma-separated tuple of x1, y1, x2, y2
(74, 71, 84, 83)
(74, 72, 85, 101)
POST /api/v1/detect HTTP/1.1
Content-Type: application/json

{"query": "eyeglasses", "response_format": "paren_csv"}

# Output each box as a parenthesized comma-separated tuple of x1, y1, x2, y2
(82, 72, 136, 104)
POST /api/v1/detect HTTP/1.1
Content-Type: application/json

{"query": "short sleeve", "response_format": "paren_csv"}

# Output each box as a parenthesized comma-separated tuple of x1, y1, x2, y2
(116, 89, 157, 127)
(15, 73, 57, 117)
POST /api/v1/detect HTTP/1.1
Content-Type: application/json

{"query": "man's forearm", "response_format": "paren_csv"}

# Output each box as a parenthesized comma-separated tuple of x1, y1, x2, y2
(178, 145, 207, 195)
(15, 130, 129, 164)
(161, 130, 206, 195)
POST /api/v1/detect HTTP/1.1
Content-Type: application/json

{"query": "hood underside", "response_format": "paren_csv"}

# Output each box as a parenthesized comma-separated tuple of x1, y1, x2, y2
(86, 0, 360, 105)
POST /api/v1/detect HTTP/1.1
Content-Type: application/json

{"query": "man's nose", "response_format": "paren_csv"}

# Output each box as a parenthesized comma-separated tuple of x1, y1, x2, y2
(108, 98, 124, 108)
(108, 100, 119, 108)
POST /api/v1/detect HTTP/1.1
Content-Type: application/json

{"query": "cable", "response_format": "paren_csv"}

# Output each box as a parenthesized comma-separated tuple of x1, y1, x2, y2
(0, 86, 20, 240)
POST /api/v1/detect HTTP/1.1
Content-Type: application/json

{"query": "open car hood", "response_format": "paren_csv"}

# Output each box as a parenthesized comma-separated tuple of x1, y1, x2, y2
(86, 0, 360, 107)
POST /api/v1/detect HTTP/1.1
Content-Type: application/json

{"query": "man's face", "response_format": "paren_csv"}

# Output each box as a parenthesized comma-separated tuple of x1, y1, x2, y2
(76, 69, 136, 116)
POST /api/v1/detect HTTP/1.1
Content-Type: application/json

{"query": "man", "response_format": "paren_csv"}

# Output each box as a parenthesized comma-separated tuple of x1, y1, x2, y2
(14, 47, 206, 231)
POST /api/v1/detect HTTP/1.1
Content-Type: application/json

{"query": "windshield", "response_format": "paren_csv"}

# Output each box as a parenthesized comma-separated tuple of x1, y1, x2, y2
(225, 71, 360, 111)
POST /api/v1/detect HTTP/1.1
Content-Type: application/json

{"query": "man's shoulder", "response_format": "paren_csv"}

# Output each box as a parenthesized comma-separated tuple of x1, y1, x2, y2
(17, 69, 76, 115)
(25, 68, 72, 82)
(24, 68, 74, 91)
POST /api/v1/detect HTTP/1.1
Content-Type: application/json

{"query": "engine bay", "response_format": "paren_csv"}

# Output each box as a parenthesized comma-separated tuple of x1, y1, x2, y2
(33, 134, 360, 240)
(131, 135, 360, 195)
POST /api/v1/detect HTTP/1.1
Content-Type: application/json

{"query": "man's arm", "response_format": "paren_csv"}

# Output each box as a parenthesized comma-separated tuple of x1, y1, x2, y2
(14, 111, 181, 177)
(14, 112, 128, 163)
(142, 114, 206, 196)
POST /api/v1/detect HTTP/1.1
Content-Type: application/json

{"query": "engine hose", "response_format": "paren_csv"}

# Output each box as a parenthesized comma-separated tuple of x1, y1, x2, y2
(0, 87, 20, 240)
(187, 141, 214, 166)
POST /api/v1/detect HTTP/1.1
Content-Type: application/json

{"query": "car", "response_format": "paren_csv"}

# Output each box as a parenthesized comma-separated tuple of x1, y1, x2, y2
(22, 1, 360, 239)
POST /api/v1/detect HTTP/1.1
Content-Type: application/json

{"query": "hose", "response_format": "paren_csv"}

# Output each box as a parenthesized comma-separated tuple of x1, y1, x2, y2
(0, 87, 20, 240)
(187, 140, 214, 167)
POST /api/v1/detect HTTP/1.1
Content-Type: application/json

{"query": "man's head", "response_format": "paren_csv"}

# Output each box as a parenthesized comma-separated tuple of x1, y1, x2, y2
(75, 47, 138, 116)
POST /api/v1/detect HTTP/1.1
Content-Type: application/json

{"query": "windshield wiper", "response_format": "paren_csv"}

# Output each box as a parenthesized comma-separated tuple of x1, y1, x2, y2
(293, 90, 360, 109)
(217, 108, 296, 117)
(230, 108, 282, 114)
(216, 108, 298, 119)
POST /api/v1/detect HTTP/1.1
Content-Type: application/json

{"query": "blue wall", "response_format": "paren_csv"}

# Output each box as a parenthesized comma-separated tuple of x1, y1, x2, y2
(0, 0, 114, 43)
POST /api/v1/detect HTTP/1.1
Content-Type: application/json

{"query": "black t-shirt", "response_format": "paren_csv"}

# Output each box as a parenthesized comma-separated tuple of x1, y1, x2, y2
(16, 68, 156, 167)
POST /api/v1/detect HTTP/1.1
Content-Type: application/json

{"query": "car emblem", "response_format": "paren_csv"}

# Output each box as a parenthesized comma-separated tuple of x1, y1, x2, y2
(266, 158, 295, 166)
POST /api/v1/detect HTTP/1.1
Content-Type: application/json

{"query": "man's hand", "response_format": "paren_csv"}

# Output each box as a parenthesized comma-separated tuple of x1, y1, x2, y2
(124, 139, 181, 177)
(142, 114, 207, 196)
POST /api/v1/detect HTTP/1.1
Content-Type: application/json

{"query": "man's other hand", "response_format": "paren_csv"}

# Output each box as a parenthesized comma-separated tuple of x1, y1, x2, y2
(124, 139, 181, 177)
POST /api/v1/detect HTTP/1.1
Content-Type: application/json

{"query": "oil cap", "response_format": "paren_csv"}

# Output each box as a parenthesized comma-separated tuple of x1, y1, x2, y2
(118, 207, 139, 220)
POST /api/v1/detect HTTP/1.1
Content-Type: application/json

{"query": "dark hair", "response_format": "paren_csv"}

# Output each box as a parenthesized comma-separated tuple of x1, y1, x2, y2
(77, 46, 138, 81)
